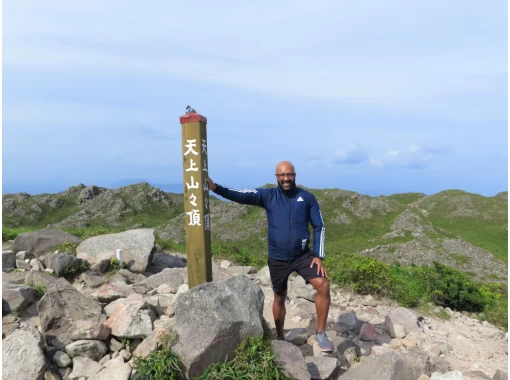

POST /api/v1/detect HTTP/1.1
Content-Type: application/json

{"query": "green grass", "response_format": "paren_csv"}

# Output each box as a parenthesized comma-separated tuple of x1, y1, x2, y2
(387, 193, 426, 205)
(132, 325, 289, 380)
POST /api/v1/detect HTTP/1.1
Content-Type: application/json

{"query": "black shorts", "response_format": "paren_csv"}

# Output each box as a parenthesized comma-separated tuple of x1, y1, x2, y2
(267, 251, 326, 292)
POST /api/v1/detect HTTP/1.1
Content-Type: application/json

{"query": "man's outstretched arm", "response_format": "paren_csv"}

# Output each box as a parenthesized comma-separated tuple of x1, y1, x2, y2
(206, 178, 265, 207)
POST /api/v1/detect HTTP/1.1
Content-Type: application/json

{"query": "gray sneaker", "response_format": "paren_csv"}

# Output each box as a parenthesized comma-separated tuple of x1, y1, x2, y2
(315, 331, 334, 352)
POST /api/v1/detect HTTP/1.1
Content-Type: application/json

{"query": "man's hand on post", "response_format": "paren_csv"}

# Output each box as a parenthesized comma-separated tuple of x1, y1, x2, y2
(310, 257, 327, 277)
(205, 177, 217, 191)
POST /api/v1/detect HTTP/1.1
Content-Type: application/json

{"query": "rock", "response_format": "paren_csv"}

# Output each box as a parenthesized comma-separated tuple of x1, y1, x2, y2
(95, 282, 135, 303)
(362, 295, 377, 306)
(2, 270, 28, 284)
(108, 337, 125, 352)
(290, 275, 316, 302)
(16, 259, 32, 270)
(172, 275, 265, 378)
(462, 371, 491, 379)
(305, 356, 341, 379)
(493, 370, 508, 380)
(139, 268, 187, 291)
(145, 294, 176, 317)
(69, 356, 104, 379)
(80, 272, 106, 288)
(76, 228, 155, 273)
(430, 371, 466, 380)
(254, 266, 271, 286)
(2, 250, 16, 271)
(359, 323, 377, 341)
(226, 265, 257, 276)
(284, 328, 310, 345)
(2, 283, 38, 314)
(16, 250, 31, 260)
(38, 278, 103, 343)
(132, 328, 175, 359)
(2, 323, 46, 380)
(211, 262, 233, 281)
(91, 259, 110, 274)
(334, 351, 396, 380)
(220, 260, 231, 269)
(117, 269, 147, 284)
(2, 315, 19, 338)
(103, 294, 155, 339)
(69, 320, 110, 341)
(385, 307, 422, 334)
(272, 340, 311, 380)
(388, 323, 406, 339)
(393, 347, 452, 379)
(12, 228, 82, 258)
(25, 269, 59, 288)
(88, 356, 132, 380)
(336, 311, 359, 332)
(151, 252, 186, 269)
(53, 351, 73, 368)
(66, 340, 108, 361)
(44, 253, 87, 276)
(45, 369, 61, 379)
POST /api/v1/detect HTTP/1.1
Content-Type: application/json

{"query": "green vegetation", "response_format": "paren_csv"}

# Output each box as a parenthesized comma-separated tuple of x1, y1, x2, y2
(132, 328, 289, 380)
(387, 192, 426, 205)
(26, 282, 47, 299)
(105, 258, 128, 278)
(196, 336, 289, 380)
(59, 260, 90, 280)
(326, 254, 507, 329)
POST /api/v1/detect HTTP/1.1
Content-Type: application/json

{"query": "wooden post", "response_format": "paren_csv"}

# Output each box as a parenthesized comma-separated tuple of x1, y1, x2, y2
(180, 107, 213, 288)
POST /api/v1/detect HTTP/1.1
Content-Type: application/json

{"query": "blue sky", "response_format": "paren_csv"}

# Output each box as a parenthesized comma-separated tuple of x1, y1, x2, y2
(2, 0, 508, 197)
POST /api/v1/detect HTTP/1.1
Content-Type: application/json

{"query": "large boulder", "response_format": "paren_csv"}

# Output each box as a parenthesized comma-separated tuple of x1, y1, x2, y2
(44, 253, 88, 276)
(37, 277, 103, 343)
(11, 228, 82, 258)
(2, 322, 46, 380)
(172, 275, 265, 378)
(103, 293, 155, 339)
(2, 283, 38, 314)
(272, 340, 311, 380)
(76, 229, 156, 273)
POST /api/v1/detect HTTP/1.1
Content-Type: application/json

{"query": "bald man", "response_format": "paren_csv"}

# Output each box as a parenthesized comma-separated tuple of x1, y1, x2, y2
(206, 161, 334, 352)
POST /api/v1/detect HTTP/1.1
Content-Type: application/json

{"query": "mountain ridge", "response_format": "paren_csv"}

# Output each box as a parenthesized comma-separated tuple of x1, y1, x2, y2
(3, 182, 507, 284)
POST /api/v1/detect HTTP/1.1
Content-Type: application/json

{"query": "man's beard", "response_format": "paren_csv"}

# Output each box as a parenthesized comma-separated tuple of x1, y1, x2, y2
(278, 180, 295, 191)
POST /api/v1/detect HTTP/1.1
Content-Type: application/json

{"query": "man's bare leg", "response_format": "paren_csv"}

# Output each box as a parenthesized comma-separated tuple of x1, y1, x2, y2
(308, 277, 331, 333)
(273, 290, 287, 339)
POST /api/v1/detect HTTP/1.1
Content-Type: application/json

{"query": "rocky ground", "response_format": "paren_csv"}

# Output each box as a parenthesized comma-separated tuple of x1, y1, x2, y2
(2, 228, 508, 380)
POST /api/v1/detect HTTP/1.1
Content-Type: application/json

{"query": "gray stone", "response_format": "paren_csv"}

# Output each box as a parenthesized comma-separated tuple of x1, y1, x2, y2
(69, 356, 104, 379)
(389, 323, 406, 338)
(44, 253, 87, 276)
(80, 272, 106, 288)
(89, 356, 132, 380)
(226, 265, 257, 276)
(336, 311, 359, 332)
(2, 270, 28, 284)
(2, 283, 38, 314)
(430, 371, 466, 380)
(272, 340, 311, 380)
(493, 369, 509, 380)
(2, 250, 16, 271)
(76, 228, 155, 273)
(95, 282, 135, 303)
(2, 323, 46, 380)
(16, 250, 31, 260)
(290, 275, 316, 302)
(103, 294, 155, 339)
(254, 266, 271, 286)
(16, 259, 32, 270)
(25, 269, 59, 288)
(139, 267, 187, 291)
(151, 252, 186, 269)
(172, 275, 265, 378)
(91, 259, 110, 274)
(65, 340, 108, 361)
(69, 319, 110, 341)
(38, 278, 103, 343)
(117, 269, 147, 284)
(53, 350, 73, 368)
(461, 371, 491, 380)
(385, 307, 422, 334)
(284, 328, 310, 345)
(305, 356, 341, 380)
(12, 228, 82, 258)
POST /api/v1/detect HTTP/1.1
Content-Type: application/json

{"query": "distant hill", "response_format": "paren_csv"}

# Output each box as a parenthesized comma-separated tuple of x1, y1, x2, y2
(2, 183, 507, 283)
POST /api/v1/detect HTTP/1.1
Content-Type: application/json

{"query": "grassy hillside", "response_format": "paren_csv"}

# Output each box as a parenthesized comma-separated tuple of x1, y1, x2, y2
(3, 183, 508, 283)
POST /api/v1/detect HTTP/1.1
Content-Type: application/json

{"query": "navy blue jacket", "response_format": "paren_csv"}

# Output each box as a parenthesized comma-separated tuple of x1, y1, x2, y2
(212, 184, 325, 262)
